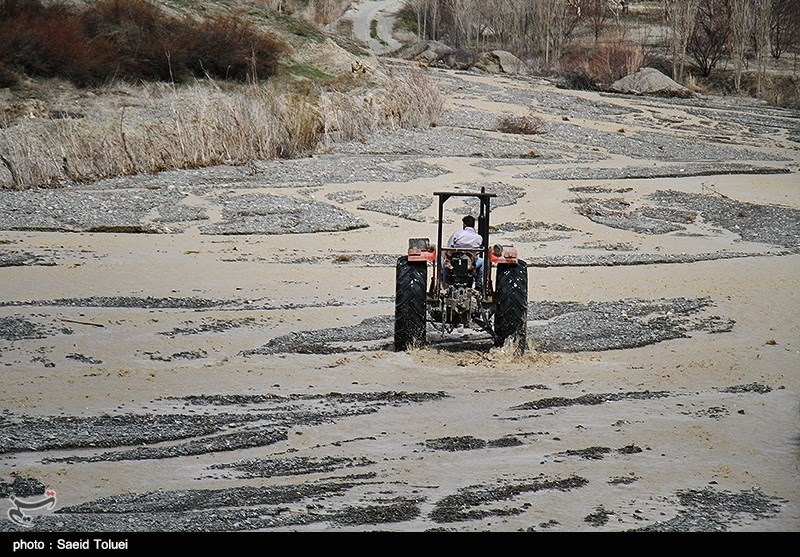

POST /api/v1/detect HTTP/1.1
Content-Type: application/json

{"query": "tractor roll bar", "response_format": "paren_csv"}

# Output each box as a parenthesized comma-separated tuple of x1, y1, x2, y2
(433, 188, 496, 296)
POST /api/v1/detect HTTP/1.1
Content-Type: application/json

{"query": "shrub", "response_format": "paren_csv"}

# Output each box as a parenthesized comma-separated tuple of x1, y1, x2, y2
(497, 114, 544, 135)
(556, 70, 603, 91)
(185, 14, 289, 82)
(0, 0, 290, 86)
(78, 0, 187, 83)
(0, 59, 19, 88)
(0, 0, 99, 85)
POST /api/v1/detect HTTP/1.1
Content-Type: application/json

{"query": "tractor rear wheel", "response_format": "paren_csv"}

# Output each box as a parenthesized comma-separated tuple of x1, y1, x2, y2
(494, 260, 528, 353)
(394, 256, 427, 351)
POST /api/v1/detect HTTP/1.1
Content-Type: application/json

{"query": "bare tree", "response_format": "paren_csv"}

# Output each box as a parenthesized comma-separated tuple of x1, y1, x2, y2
(769, 0, 800, 59)
(527, 0, 579, 69)
(730, 0, 751, 91)
(752, 0, 771, 95)
(664, 0, 701, 82)
(688, 0, 732, 76)
(401, 0, 582, 66)
(583, 0, 612, 42)
(445, 0, 476, 49)
(410, 0, 443, 42)
(481, 0, 517, 51)
(406, 0, 429, 41)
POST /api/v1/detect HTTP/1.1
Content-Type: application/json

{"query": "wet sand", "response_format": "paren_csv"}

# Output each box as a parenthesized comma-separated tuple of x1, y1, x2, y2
(1, 65, 799, 532)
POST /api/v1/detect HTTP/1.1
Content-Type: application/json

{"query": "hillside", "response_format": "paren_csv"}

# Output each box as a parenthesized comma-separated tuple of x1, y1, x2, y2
(0, 0, 442, 190)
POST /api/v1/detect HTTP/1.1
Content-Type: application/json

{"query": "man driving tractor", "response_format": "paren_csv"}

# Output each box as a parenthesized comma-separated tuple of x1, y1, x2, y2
(443, 215, 484, 286)
(394, 189, 528, 354)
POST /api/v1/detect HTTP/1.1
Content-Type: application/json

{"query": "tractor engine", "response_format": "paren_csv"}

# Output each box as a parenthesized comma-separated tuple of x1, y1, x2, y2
(446, 285, 475, 326)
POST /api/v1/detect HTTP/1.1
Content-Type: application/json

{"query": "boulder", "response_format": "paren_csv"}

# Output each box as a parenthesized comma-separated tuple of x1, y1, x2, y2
(610, 67, 692, 97)
(474, 50, 528, 75)
(400, 40, 454, 66)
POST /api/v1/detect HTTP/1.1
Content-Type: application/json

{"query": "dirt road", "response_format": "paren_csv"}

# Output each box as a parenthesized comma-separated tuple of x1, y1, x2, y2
(343, 0, 404, 55)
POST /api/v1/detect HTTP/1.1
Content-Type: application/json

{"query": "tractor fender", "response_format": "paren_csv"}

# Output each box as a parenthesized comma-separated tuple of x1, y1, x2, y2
(408, 248, 435, 262)
(489, 245, 518, 265)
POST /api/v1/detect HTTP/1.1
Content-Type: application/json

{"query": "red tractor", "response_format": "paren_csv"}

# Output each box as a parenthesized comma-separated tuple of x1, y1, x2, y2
(394, 189, 528, 353)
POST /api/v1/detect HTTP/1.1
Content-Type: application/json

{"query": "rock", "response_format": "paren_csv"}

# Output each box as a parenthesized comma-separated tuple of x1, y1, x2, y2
(440, 49, 477, 70)
(400, 40, 454, 66)
(474, 50, 529, 75)
(610, 67, 692, 98)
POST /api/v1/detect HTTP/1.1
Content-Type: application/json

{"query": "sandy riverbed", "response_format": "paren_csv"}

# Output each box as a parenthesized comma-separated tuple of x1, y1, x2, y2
(1, 63, 798, 533)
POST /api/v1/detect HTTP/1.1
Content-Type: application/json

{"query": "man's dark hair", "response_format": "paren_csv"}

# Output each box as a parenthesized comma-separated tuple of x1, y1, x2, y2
(462, 215, 475, 228)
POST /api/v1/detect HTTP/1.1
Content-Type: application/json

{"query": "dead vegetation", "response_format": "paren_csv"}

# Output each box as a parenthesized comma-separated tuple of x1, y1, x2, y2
(0, 0, 444, 189)
(497, 113, 545, 136)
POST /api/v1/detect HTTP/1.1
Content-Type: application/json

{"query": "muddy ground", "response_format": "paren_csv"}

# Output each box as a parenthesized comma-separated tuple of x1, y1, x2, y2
(0, 62, 799, 534)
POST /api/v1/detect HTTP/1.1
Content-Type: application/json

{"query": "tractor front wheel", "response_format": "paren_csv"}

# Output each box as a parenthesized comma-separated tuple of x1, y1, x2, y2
(494, 260, 528, 353)
(394, 256, 427, 351)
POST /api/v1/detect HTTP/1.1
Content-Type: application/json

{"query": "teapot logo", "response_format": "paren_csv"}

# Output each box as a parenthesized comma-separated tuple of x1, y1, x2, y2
(7, 490, 57, 527)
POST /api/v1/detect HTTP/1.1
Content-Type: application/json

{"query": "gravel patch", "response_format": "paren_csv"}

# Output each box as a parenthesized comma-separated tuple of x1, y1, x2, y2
(633, 488, 784, 532)
(521, 162, 790, 181)
(648, 190, 800, 248)
(198, 193, 368, 235)
(0, 296, 240, 310)
(86, 156, 451, 191)
(325, 189, 367, 203)
(209, 456, 376, 479)
(332, 126, 564, 161)
(240, 297, 732, 356)
(0, 391, 448, 463)
(428, 475, 589, 524)
(0, 249, 54, 267)
(574, 197, 688, 235)
(526, 297, 733, 353)
(0, 316, 50, 341)
(358, 194, 432, 221)
(157, 317, 258, 338)
(525, 250, 787, 267)
(0, 189, 185, 233)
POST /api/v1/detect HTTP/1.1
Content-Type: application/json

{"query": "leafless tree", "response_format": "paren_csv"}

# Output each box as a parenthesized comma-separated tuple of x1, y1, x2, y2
(444, 0, 477, 49)
(664, 0, 701, 82)
(769, 0, 800, 59)
(481, 0, 517, 50)
(730, 0, 751, 90)
(688, 0, 732, 76)
(526, 0, 581, 68)
(408, 0, 443, 41)
(583, 0, 612, 42)
(752, 0, 771, 95)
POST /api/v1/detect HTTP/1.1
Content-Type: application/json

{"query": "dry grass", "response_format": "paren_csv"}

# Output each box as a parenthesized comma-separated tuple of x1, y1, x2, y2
(0, 62, 445, 189)
(318, 65, 444, 145)
(0, 82, 290, 187)
(0, 0, 445, 189)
